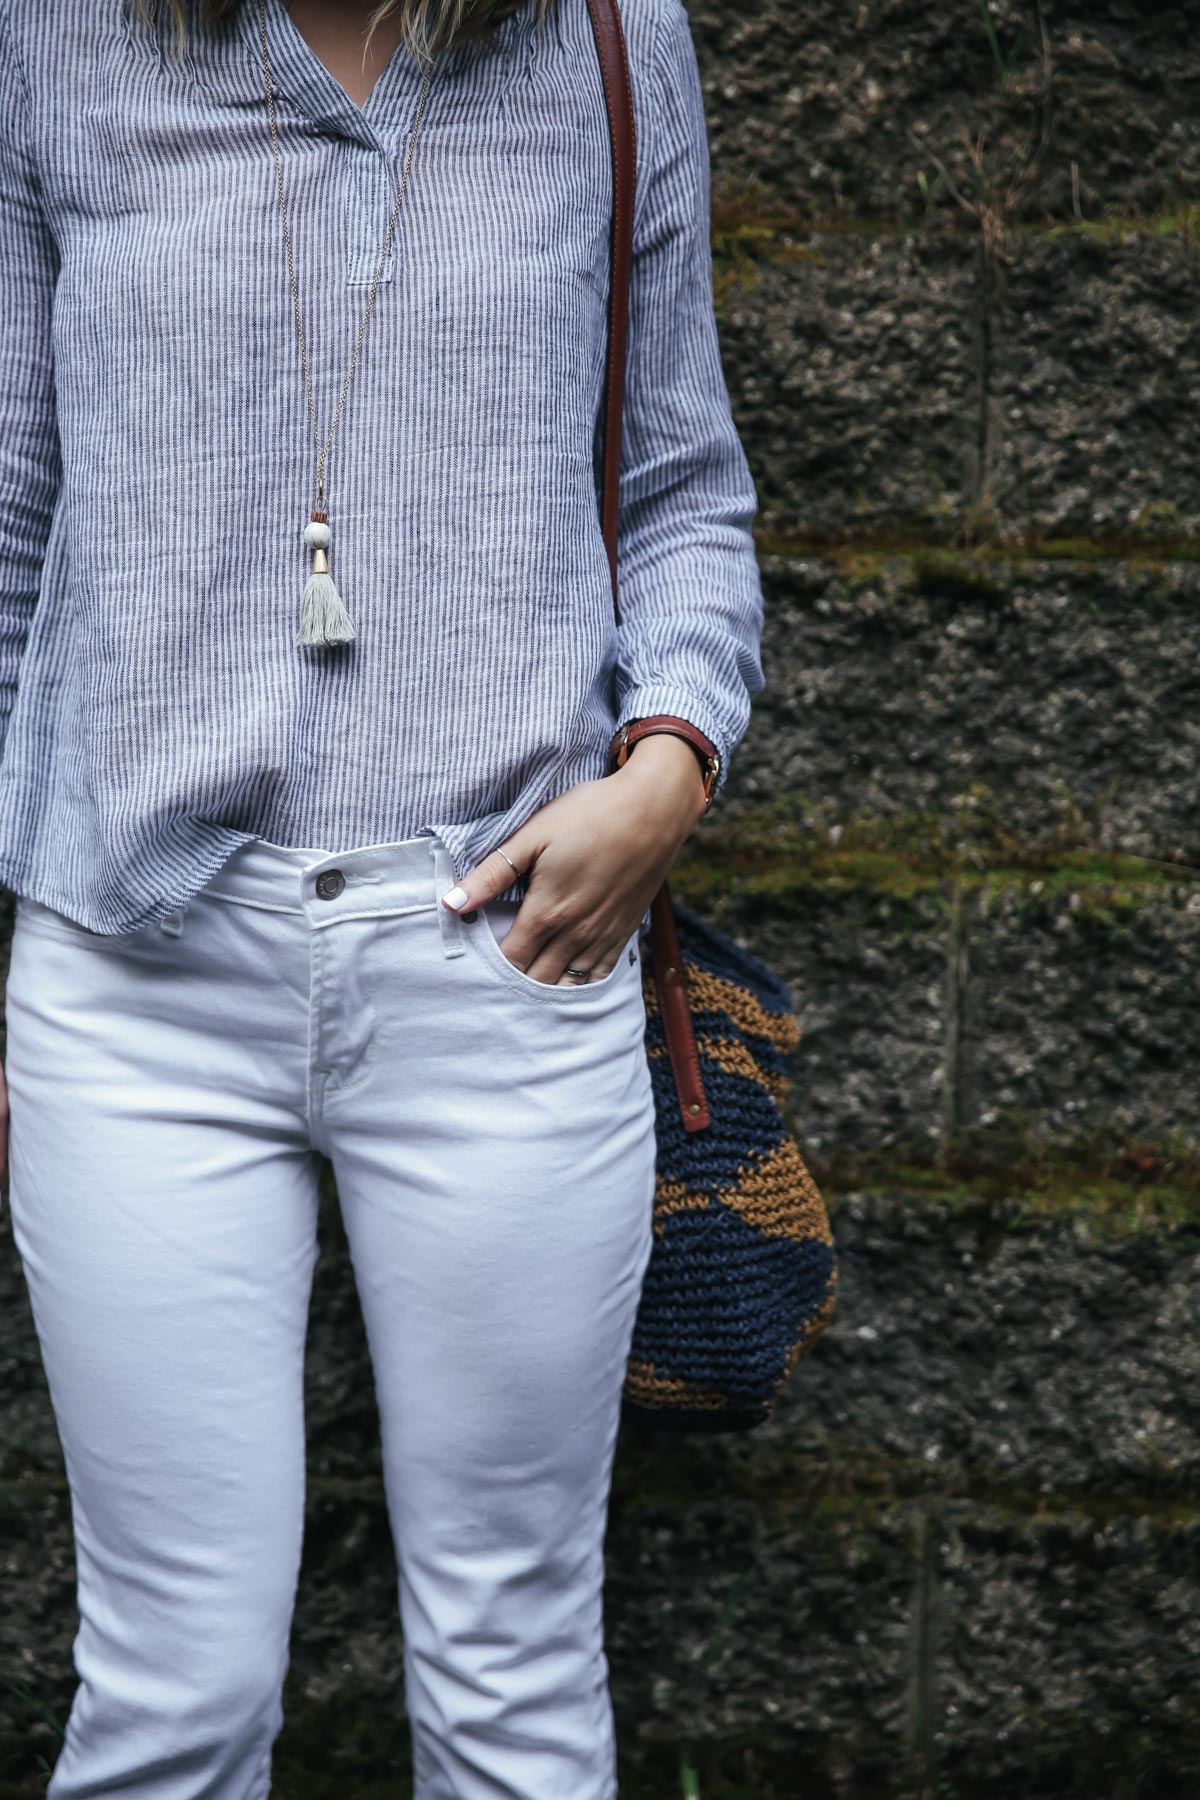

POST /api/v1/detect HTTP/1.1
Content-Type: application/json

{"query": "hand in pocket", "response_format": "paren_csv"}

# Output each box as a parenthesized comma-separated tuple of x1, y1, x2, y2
(439, 737, 708, 986)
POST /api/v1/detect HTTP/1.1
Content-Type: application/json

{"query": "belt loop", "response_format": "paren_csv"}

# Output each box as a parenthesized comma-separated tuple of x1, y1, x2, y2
(159, 905, 186, 938)
(430, 841, 467, 959)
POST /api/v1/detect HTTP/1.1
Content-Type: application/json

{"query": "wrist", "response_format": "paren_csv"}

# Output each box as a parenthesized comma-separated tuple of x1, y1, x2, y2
(614, 731, 709, 825)
(607, 715, 721, 811)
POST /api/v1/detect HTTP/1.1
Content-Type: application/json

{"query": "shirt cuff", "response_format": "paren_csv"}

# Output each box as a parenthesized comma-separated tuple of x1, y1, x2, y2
(612, 686, 735, 804)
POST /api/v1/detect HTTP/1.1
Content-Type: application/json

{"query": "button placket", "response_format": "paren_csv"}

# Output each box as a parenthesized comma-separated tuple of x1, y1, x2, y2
(343, 140, 399, 289)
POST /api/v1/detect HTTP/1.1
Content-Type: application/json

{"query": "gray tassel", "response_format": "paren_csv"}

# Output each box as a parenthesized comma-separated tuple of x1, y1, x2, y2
(297, 514, 355, 646)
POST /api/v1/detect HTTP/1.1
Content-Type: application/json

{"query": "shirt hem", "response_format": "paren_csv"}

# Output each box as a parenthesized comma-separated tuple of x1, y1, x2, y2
(0, 827, 259, 937)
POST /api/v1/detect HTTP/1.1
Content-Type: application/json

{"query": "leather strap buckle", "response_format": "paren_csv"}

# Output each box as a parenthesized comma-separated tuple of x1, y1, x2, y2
(607, 716, 720, 810)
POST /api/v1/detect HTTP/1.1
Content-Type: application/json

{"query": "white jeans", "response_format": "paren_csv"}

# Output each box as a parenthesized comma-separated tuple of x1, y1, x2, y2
(5, 831, 657, 1799)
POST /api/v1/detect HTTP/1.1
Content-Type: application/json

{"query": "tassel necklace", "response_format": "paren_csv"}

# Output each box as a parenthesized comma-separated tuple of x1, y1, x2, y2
(256, 1, 435, 645)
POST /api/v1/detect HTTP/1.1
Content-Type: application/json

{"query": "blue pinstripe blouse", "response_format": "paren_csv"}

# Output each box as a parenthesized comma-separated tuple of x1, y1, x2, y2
(0, 0, 764, 933)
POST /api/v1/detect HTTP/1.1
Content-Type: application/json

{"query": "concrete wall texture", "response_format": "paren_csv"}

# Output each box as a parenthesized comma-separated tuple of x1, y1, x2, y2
(2, 2, 1197, 1794)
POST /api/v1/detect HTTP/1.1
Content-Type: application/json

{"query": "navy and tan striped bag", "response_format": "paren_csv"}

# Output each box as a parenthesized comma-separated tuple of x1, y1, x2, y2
(586, 0, 838, 1432)
(621, 890, 838, 1433)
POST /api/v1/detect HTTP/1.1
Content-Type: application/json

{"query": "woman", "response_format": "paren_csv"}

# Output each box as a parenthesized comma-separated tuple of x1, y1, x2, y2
(0, 0, 764, 1792)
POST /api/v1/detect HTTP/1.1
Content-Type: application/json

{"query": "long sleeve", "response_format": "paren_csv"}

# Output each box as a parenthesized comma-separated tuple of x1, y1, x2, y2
(612, 0, 765, 803)
(0, 3, 60, 765)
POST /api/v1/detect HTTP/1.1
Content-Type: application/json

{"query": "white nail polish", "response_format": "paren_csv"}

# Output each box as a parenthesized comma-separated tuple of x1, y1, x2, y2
(442, 886, 469, 910)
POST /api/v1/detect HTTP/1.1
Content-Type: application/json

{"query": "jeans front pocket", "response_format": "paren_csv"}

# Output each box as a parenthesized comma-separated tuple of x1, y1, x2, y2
(465, 898, 641, 1009)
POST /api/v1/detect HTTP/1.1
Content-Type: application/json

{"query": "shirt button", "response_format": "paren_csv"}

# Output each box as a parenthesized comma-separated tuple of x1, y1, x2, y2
(315, 869, 345, 900)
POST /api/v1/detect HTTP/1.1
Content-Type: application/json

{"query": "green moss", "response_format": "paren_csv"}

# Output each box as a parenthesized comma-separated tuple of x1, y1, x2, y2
(711, 189, 1200, 253)
(815, 1125, 1200, 1239)
(829, 547, 897, 588)
(611, 1433, 1200, 1532)
(670, 797, 1194, 909)
(1033, 535, 1200, 568)
(1030, 202, 1200, 245)
(752, 525, 1200, 568)
(668, 847, 944, 910)
(708, 181, 817, 313)
(826, 1176, 1200, 1239)
(976, 862, 1175, 918)
(909, 546, 1013, 603)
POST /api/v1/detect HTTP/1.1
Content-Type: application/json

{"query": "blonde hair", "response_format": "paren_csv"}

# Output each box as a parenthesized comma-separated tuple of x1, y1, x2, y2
(127, 0, 554, 62)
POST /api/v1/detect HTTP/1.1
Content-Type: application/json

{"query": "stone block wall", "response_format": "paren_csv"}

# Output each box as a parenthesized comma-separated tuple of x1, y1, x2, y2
(2, 3, 1197, 1794)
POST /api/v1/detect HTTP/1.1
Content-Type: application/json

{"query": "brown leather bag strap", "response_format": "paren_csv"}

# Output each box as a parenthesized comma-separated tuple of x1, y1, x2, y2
(648, 878, 711, 1131)
(584, 0, 635, 631)
(586, 0, 711, 1134)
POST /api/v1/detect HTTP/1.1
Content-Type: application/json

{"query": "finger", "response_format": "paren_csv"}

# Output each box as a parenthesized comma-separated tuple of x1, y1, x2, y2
(440, 831, 533, 913)
(524, 931, 623, 989)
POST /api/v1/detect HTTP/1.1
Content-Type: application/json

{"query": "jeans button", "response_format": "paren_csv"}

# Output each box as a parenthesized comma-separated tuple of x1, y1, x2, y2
(315, 869, 345, 900)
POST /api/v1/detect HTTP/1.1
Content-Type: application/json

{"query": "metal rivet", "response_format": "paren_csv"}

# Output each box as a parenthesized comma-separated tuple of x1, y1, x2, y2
(315, 869, 345, 900)
(461, 909, 478, 922)
(687, 1102, 701, 1115)
(628, 946, 636, 964)
(664, 964, 677, 980)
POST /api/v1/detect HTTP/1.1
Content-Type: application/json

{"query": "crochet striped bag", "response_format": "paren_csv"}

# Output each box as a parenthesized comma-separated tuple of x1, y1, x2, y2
(623, 894, 838, 1433)
(585, 0, 837, 1430)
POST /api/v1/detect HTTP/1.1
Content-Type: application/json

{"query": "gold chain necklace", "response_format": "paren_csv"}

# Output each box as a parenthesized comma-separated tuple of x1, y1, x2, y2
(256, 0, 435, 646)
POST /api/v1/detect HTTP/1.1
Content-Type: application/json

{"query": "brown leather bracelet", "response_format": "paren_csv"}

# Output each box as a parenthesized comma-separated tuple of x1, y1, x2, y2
(606, 714, 721, 809)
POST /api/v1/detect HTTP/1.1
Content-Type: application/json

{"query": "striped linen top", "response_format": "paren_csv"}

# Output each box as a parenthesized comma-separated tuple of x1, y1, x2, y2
(0, 0, 765, 934)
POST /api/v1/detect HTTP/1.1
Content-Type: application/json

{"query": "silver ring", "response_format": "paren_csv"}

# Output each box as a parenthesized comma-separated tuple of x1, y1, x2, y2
(564, 965, 592, 979)
(495, 848, 521, 877)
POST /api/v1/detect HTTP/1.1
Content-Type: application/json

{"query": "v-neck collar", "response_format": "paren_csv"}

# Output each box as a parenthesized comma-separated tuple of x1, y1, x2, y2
(244, 0, 431, 152)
